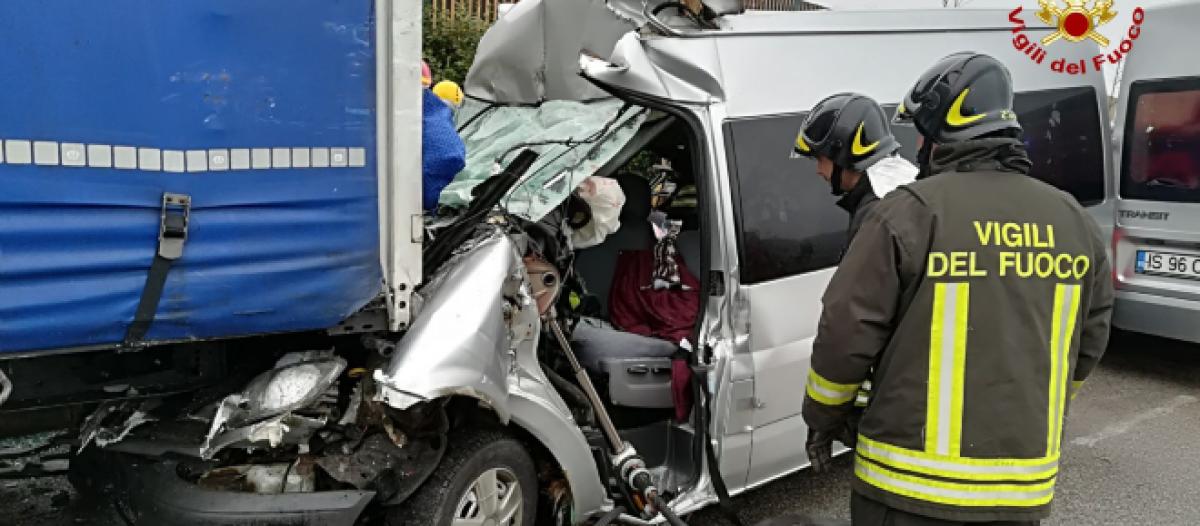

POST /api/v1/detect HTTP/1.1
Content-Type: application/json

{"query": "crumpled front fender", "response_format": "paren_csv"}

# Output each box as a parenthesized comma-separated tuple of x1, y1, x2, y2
(373, 230, 521, 421)
(373, 229, 610, 518)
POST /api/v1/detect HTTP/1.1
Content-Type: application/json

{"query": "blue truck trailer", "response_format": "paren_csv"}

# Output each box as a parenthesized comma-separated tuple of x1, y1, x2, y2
(3, 3, 378, 353)
(0, 0, 423, 412)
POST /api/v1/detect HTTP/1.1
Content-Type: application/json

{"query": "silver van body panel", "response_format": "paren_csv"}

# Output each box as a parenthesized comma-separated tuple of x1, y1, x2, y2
(584, 33, 716, 104)
(463, 0, 637, 104)
(374, 232, 520, 420)
(1111, 0, 1200, 342)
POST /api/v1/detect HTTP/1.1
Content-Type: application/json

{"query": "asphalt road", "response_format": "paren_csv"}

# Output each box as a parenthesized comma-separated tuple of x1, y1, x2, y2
(1, 330, 1197, 525)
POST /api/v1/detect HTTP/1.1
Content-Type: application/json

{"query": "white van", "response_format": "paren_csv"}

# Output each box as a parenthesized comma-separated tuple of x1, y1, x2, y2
(1111, 0, 1200, 343)
(596, 7, 1115, 496)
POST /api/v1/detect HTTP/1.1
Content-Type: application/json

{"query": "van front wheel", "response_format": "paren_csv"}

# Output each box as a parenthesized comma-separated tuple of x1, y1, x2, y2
(387, 430, 537, 526)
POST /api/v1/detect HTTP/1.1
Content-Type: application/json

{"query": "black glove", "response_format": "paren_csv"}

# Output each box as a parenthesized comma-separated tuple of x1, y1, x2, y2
(806, 428, 837, 474)
(840, 406, 863, 450)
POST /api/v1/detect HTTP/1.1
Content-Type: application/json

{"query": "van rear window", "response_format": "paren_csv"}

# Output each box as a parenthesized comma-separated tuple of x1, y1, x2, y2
(1014, 86, 1106, 206)
(1120, 77, 1200, 203)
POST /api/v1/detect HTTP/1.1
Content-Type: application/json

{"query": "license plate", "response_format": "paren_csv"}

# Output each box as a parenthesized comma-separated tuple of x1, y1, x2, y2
(1135, 250, 1200, 280)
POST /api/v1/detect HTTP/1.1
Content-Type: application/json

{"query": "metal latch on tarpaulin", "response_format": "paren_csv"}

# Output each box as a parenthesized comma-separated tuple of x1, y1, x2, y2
(122, 193, 191, 350)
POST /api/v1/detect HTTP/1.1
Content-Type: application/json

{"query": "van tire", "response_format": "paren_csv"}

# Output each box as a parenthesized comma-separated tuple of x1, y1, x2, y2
(386, 429, 537, 526)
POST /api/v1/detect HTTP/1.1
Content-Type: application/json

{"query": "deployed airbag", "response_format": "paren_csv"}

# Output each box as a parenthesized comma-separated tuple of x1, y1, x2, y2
(571, 176, 626, 249)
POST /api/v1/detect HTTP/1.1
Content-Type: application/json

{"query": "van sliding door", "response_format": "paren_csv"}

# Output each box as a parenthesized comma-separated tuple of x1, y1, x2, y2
(723, 113, 849, 487)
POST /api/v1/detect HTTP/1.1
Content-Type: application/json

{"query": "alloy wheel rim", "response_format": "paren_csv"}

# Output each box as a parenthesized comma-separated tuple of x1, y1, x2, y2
(451, 467, 523, 526)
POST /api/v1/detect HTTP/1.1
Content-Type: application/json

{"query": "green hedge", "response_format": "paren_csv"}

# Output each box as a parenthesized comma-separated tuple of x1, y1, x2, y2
(423, 11, 490, 85)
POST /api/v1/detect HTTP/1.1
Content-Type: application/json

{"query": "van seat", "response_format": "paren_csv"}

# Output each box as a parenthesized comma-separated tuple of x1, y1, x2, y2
(675, 230, 701, 277)
(572, 175, 683, 410)
(572, 318, 677, 409)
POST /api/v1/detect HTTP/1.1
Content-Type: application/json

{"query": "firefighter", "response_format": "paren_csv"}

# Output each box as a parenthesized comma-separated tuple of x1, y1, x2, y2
(801, 52, 1114, 526)
(792, 92, 918, 245)
(793, 93, 918, 449)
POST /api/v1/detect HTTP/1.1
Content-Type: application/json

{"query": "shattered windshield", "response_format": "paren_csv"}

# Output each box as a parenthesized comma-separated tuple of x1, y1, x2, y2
(440, 98, 649, 221)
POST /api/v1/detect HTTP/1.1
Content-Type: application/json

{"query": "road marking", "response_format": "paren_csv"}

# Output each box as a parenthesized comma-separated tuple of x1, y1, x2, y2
(1071, 395, 1199, 447)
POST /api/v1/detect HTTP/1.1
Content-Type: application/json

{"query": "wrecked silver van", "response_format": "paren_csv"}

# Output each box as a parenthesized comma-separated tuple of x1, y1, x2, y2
(59, 1, 1115, 525)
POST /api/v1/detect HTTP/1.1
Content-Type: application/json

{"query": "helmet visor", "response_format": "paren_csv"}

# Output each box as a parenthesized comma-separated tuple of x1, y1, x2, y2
(894, 52, 974, 126)
(792, 99, 845, 158)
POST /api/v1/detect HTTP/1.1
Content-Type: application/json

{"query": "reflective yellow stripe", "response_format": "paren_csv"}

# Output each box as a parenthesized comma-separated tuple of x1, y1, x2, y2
(1055, 285, 1081, 453)
(854, 387, 870, 407)
(946, 89, 987, 127)
(805, 369, 859, 406)
(1069, 380, 1084, 401)
(855, 380, 872, 407)
(855, 457, 1056, 508)
(949, 284, 969, 457)
(1047, 284, 1081, 456)
(794, 133, 812, 153)
(927, 282, 969, 457)
(857, 435, 1058, 482)
(1046, 286, 1064, 456)
(926, 285, 946, 453)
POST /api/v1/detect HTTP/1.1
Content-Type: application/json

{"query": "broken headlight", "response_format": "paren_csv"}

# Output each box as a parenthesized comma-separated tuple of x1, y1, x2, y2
(232, 353, 347, 427)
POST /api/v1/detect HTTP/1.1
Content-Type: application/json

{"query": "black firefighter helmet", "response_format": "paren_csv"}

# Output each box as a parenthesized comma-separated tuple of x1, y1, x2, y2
(793, 92, 899, 195)
(894, 51, 1022, 144)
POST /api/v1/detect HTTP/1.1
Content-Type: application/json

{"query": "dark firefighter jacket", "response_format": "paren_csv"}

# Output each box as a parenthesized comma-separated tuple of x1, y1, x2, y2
(802, 138, 1114, 522)
(837, 175, 878, 250)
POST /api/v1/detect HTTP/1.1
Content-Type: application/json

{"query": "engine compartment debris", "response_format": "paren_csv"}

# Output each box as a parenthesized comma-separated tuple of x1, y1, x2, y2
(197, 461, 316, 494)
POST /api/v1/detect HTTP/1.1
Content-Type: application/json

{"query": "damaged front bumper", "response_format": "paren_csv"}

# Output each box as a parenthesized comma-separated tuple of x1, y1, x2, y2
(71, 225, 607, 522)
(71, 447, 374, 526)
(72, 347, 448, 525)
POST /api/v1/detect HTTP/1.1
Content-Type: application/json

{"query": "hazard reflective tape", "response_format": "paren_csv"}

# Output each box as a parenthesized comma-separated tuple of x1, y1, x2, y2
(855, 380, 872, 407)
(926, 282, 970, 457)
(857, 435, 1058, 482)
(0, 139, 367, 171)
(855, 458, 1056, 508)
(805, 369, 860, 406)
(854, 391, 870, 407)
(1047, 284, 1082, 456)
(1069, 380, 1084, 401)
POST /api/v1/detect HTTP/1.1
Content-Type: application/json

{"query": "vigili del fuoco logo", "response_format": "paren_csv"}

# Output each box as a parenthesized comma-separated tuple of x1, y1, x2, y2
(1009, 0, 1146, 75)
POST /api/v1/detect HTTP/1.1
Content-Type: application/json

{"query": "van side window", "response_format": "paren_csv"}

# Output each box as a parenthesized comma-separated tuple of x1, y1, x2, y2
(889, 91, 1106, 205)
(1120, 76, 1200, 203)
(1014, 86, 1106, 206)
(724, 115, 847, 284)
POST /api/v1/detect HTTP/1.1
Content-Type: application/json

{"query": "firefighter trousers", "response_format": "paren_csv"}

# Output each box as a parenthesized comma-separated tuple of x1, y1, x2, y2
(850, 491, 1040, 526)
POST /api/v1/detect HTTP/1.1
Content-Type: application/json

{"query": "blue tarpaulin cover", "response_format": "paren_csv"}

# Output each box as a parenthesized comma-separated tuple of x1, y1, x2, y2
(0, 1, 382, 353)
